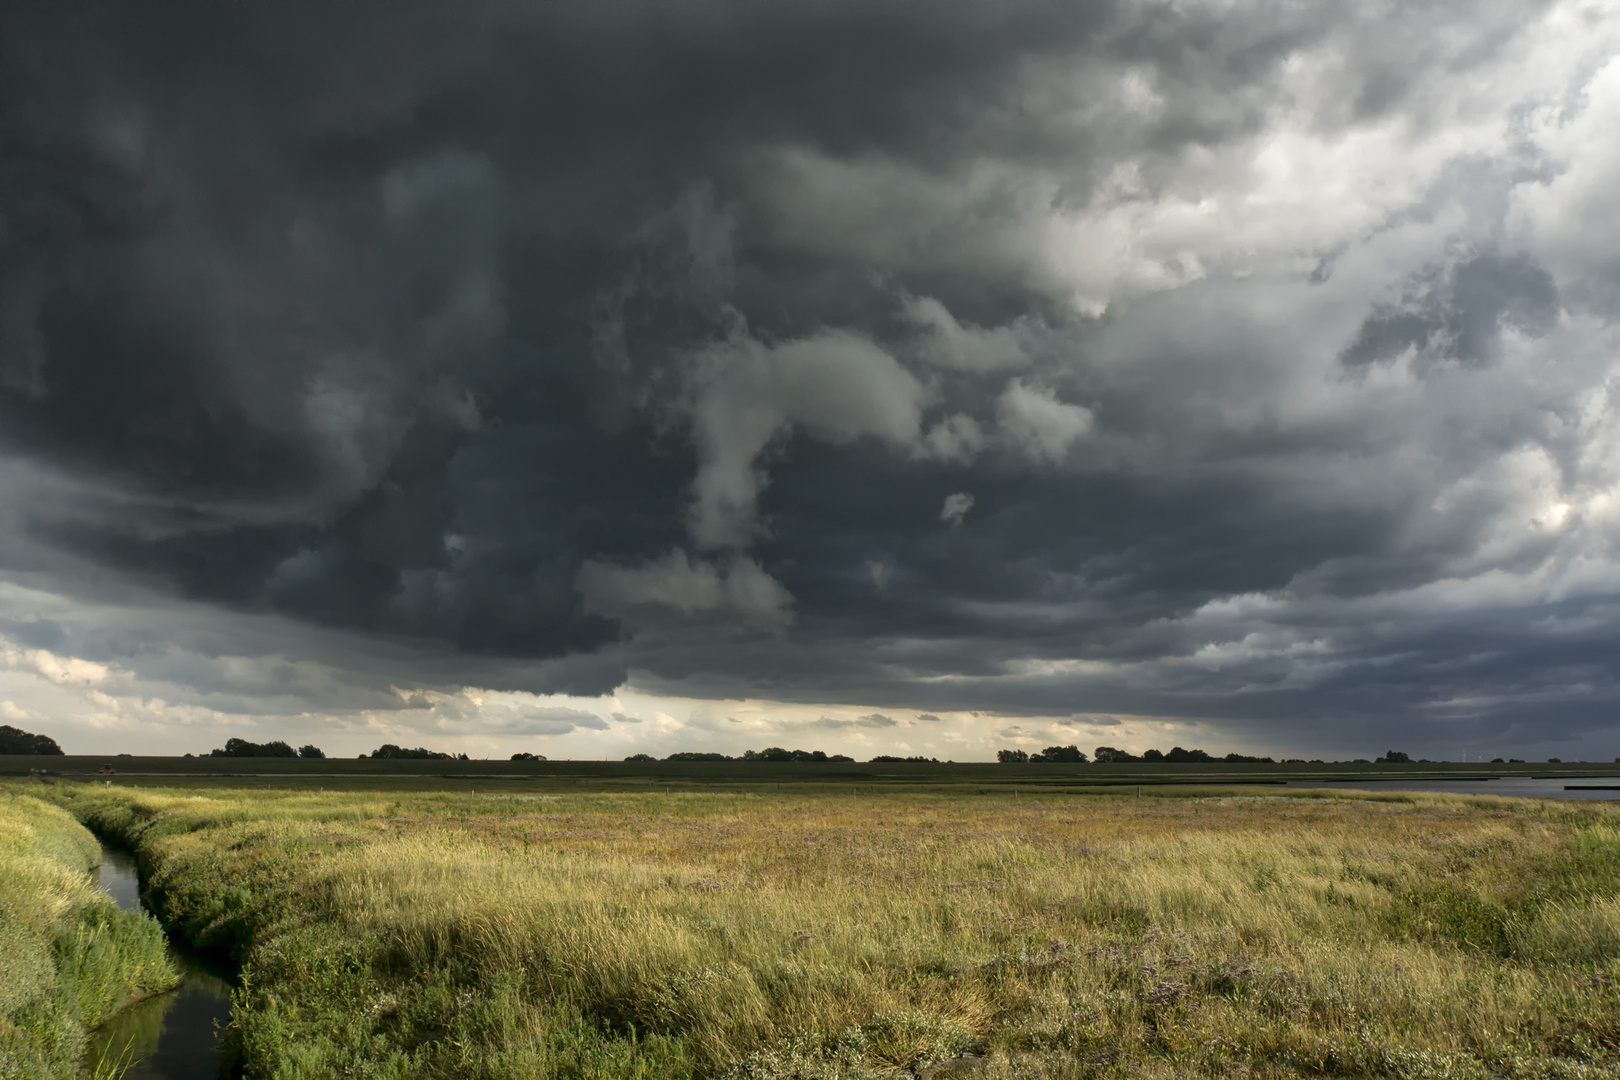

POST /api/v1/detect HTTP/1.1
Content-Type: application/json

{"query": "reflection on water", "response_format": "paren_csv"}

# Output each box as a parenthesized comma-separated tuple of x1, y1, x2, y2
(90, 847, 145, 913)
(88, 844, 237, 1080)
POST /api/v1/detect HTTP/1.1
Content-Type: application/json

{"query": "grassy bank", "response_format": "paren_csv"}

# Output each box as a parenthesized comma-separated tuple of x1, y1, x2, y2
(22, 781, 1620, 1079)
(0, 794, 178, 1080)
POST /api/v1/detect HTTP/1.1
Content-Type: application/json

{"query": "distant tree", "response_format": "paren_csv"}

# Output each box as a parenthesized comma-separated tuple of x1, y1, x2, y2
(1222, 752, 1273, 763)
(363, 744, 455, 760)
(997, 749, 1030, 763)
(1492, 757, 1505, 764)
(622, 753, 655, 762)
(298, 744, 325, 759)
(744, 748, 844, 762)
(1030, 745, 1087, 763)
(1092, 746, 1136, 763)
(870, 755, 939, 763)
(1168, 747, 1217, 763)
(512, 752, 547, 762)
(665, 751, 732, 762)
(1375, 751, 1411, 764)
(1547, 757, 1562, 763)
(0, 724, 63, 755)
(1141, 748, 1165, 762)
(211, 737, 298, 758)
(1508, 758, 1525, 763)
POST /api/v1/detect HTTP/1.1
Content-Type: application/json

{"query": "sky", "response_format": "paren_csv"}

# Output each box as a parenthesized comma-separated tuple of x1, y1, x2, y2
(2, 0, 1620, 761)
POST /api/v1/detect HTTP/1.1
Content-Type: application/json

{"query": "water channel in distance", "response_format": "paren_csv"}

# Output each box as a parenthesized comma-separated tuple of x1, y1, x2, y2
(1283, 775, 1620, 800)
(88, 843, 237, 1080)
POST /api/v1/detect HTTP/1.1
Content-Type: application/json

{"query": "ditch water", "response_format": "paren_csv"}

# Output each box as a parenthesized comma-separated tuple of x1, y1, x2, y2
(1283, 776, 1620, 800)
(87, 844, 237, 1080)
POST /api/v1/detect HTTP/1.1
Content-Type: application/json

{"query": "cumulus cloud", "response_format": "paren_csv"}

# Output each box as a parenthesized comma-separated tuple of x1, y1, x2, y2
(995, 380, 1093, 463)
(940, 492, 975, 526)
(2, 0, 1620, 759)
(683, 328, 930, 547)
(901, 295, 1032, 373)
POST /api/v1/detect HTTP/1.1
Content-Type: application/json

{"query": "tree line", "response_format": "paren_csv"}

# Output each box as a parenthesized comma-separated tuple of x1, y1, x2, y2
(0, 722, 1570, 767)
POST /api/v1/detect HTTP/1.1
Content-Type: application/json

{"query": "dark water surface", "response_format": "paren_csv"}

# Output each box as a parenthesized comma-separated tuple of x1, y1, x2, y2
(88, 845, 236, 1080)
(1284, 776, 1620, 800)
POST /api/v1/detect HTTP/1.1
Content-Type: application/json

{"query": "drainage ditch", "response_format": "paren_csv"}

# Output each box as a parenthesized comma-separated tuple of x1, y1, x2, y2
(87, 843, 238, 1080)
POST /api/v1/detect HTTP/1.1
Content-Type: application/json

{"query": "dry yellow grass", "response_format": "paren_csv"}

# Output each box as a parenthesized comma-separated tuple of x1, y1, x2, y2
(35, 783, 1620, 1079)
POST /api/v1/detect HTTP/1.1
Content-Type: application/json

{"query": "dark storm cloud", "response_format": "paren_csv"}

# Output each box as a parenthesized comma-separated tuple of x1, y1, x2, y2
(1, 0, 1617, 756)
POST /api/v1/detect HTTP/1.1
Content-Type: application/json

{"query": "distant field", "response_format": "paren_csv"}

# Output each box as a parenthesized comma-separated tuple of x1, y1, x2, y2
(6, 754, 1619, 792)
(14, 777, 1620, 1079)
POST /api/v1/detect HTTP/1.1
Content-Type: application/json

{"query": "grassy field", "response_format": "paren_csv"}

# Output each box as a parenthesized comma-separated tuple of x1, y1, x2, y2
(14, 779, 1620, 1079)
(0, 793, 178, 1080)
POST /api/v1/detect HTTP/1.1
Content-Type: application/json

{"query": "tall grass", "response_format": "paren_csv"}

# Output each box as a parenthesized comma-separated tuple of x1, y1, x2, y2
(0, 793, 178, 1080)
(30, 783, 1620, 1079)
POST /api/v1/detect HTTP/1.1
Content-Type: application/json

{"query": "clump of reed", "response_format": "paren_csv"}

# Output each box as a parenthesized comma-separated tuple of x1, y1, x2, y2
(0, 793, 177, 1080)
(32, 783, 1620, 1079)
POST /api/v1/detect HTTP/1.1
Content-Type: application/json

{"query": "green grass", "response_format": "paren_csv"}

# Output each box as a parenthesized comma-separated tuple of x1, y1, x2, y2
(19, 780, 1620, 1079)
(0, 793, 178, 1080)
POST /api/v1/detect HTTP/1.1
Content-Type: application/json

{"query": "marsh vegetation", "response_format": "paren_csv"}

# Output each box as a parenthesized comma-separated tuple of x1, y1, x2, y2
(0, 794, 177, 1079)
(10, 782, 1620, 1078)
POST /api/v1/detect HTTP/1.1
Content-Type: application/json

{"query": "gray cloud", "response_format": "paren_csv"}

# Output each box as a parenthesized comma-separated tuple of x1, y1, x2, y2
(1, 0, 1618, 759)
(498, 707, 611, 737)
(577, 549, 792, 628)
(940, 493, 975, 526)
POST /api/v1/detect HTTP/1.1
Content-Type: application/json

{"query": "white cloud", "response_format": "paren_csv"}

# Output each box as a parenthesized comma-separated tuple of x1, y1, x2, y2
(995, 379, 1093, 462)
(0, 646, 111, 685)
(901, 294, 1032, 372)
(940, 492, 975, 526)
(684, 327, 930, 548)
(1509, 52, 1620, 306)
